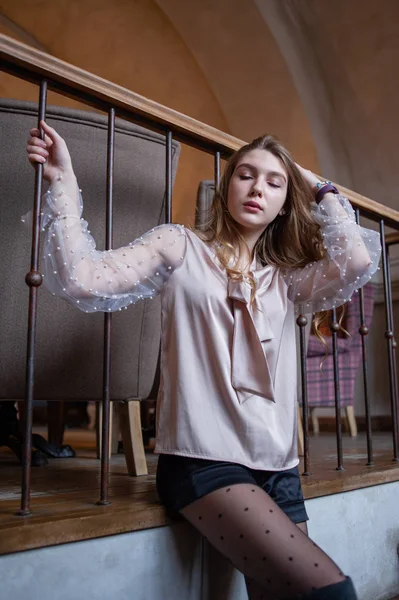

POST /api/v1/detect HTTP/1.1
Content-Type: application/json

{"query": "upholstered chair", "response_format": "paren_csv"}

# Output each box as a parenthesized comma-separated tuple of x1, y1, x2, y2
(0, 99, 180, 475)
(304, 283, 376, 437)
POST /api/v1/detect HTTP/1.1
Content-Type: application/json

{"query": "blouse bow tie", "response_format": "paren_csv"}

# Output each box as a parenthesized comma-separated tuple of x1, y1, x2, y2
(228, 277, 275, 404)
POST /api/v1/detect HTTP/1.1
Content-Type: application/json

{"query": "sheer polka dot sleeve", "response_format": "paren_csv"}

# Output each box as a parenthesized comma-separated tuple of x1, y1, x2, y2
(35, 182, 186, 313)
(283, 194, 381, 314)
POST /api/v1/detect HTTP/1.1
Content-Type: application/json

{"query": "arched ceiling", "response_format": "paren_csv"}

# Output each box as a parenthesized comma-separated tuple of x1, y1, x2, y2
(0, 0, 322, 223)
(2, 0, 398, 204)
(257, 0, 399, 210)
(155, 0, 319, 169)
(2, 0, 399, 211)
(0, 0, 319, 170)
(0, 0, 229, 130)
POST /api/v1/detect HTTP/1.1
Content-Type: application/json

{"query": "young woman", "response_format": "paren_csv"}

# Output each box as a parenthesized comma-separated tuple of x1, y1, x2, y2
(27, 121, 380, 599)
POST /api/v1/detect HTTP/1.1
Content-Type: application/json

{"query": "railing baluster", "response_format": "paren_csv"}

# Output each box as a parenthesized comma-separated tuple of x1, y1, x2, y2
(165, 130, 172, 224)
(98, 107, 116, 505)
(380, 220, 399, 461)
(297, 315, 311, 476)
(331, 308, 344, 470)
(387, 253, 399, 453)
(214, 151, 221, 189)
(355, 209, 374, 466)
(18, 80, 48, 516)
(358, 288, 374, 466)
(2, 38, 399, 521)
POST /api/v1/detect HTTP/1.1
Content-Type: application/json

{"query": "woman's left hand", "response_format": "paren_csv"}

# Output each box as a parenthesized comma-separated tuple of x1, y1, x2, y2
(295, 163, 321, 192)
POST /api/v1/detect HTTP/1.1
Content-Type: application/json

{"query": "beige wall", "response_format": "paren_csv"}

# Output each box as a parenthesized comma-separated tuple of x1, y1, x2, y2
(0, 0, 318, 225)
(260, 0, 399, 210)
(155, 0, 319, 164)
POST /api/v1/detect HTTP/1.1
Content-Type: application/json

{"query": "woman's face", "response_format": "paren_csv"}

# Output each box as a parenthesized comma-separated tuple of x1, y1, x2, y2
(227, 149, 288, 238)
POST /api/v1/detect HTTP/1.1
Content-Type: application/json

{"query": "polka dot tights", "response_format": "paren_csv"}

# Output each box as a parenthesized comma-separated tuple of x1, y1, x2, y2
(180, 484, 346, 599)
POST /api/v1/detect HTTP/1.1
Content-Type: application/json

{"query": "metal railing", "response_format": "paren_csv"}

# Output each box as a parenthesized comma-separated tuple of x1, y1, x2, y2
(1, 33, 399, 515)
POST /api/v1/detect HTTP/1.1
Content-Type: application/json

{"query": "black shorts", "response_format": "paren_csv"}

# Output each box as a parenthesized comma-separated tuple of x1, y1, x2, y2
(156, 454, 309, 524)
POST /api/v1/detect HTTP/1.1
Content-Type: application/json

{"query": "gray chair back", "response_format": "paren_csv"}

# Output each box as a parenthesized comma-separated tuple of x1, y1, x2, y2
(195, 179, 215, 231)
(0, 99, 180, 402)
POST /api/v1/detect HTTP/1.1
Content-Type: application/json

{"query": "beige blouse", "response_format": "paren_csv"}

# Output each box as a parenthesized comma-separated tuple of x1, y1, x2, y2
(27, 180, 381, 470)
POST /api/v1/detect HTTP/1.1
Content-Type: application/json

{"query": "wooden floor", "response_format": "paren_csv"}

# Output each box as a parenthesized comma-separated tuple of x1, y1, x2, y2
(0, 428, 398, 556)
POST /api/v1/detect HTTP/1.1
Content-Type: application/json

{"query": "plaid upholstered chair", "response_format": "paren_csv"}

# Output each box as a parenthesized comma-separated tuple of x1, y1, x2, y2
(304, 283, 376, 437)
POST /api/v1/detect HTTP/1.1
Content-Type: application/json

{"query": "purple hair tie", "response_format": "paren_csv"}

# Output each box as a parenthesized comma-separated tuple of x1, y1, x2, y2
(315, 182, 339, 205)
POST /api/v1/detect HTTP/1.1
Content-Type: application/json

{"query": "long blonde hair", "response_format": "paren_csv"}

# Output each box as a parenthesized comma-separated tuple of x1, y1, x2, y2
(196, 134, 329, 340)
(198, 134, 325, 272)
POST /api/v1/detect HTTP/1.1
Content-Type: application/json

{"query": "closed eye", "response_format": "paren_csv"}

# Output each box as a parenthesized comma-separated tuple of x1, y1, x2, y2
(268, 182, 281, 188)
(239, 175, 252, 180)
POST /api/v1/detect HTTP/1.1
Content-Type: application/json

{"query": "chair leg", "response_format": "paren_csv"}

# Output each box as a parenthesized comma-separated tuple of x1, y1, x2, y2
(311, 408, 320, 435)
(297, 405, 304, 456)
(47, 401, 65, 446)
(345, 406, 358, 437)
(119, 401, 148, 476)
(87, 402, 96, 431)
(17, 401, 25, 424)
(110, 403, 120, 455)
(96, 403, 101, 459)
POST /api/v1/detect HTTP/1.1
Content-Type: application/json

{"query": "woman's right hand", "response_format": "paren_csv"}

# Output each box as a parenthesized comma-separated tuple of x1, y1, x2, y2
(26, 120, 74, 183)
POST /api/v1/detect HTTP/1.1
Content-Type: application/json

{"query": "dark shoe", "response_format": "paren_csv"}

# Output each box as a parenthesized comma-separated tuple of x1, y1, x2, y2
(32, 433, 76, 458)
(0, 433, 48, 466)
(0, 402, 51, 466)
(31, 450, 48, 466)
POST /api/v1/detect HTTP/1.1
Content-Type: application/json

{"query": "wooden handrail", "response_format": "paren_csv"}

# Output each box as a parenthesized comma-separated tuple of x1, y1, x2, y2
(2, 33, 399, 227)
(0, 34, 243, 156)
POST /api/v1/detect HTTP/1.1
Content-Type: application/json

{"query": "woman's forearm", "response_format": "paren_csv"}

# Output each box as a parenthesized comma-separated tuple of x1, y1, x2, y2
(47, 169, 80, 218)
(319, 193, 372, 275)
